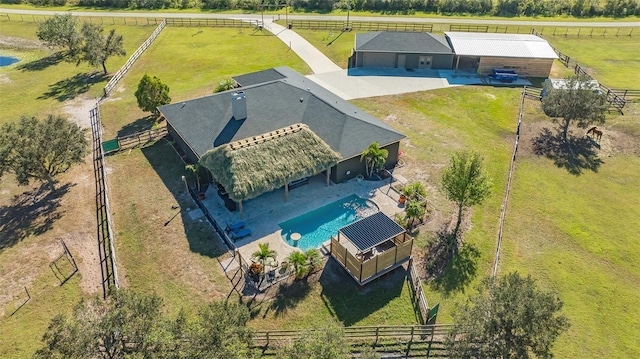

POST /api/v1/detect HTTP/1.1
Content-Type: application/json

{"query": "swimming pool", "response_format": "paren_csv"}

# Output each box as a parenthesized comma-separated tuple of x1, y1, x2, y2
(279, 194, 378, 251)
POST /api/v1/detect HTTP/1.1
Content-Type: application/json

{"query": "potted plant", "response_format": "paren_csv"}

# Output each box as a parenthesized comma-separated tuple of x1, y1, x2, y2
(403, 181, 427, 202)
(249, 262, 264, 282)
(399, 194, 407, 204)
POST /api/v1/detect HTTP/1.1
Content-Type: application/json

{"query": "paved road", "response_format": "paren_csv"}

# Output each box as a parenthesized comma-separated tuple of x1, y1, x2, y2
(2, 8, 639, 27)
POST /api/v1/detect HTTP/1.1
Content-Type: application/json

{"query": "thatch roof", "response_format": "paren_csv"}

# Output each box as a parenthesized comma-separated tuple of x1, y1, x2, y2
(199, 124, 341, 202)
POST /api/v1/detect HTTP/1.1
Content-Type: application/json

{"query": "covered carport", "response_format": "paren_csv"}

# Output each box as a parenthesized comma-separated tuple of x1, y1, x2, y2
(445, 32, 558, 77)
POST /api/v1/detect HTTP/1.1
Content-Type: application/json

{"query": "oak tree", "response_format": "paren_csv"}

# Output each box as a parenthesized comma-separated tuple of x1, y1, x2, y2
(0, 115, 88, 192)
(541, 76, 608, 140)
(446, 272, 570, 359)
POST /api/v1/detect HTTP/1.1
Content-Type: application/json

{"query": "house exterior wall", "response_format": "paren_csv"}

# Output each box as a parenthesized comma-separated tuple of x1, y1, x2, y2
(167, 123, 199, 164)
(355, 52, 453, 70)
(478, 57, 554, 77)
(332, 141, 401, 183)
(362, 52, 396, 68)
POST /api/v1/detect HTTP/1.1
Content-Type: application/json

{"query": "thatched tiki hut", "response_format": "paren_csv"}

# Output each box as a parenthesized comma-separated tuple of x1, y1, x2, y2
(199, 124, 341, 216)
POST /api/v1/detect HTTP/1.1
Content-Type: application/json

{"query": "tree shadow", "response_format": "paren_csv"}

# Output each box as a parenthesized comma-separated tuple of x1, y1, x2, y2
(116, 116, 157, 138)
(318, 258, 407, 326)
(423, 229, 480, 296)
(17, 52, 65, 71)
(141, 140, 227, 259)
(0, 183, 72, 251)
(38, 71, 109, 102)
(532, 127, 603, 176)
(264, 278, 312, 318)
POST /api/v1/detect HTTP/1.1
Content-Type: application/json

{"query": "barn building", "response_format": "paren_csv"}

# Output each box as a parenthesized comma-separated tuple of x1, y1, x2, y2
(444, 32, 558, 77)
(352, 31, 454, 70)
(352, 31, 558, 78)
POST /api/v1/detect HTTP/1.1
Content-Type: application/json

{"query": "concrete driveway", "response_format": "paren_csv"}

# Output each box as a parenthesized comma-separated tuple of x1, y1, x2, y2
(265, 21, 531, 100)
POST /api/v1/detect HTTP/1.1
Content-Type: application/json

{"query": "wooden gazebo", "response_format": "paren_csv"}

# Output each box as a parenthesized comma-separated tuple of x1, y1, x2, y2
(330, 212, 413, 285)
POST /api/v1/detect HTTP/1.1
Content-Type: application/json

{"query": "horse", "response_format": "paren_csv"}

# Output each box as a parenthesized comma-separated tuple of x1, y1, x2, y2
(586, 126, 603, 142)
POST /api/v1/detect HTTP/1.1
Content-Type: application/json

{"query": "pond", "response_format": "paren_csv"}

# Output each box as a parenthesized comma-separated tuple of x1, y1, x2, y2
(0, 56, 20, 67)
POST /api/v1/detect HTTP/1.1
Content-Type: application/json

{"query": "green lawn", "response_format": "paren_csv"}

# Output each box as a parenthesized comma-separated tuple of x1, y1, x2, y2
(2, 11, 639, 358)
(544, 36, 640, 88)
(98, 26, 311, 138)
(0, 20, 156, 123)
(499, 103, 640, 357)
(352, 86, 520, 323)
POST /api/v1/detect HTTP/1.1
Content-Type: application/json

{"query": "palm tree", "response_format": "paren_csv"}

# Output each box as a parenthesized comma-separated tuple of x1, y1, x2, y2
(403, 181, 427, 201)
(185, 164, 202, 193)
(214, 78, 238, 93)
(405, 199, 425, 230)
(304, 249, 322, 275)
(360, 142, 388, 178)
(286, 251, 308, 279)
(252, 243, 277, 266)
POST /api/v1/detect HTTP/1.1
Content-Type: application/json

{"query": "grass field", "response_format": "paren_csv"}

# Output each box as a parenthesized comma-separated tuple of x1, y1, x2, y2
(98, 26, 311, 138)
(352, 86, 519, 323)
(544, 36, 640, 88)
(2, 12, 639, 358)
(499, 102, 640, 357)
(0, 21, 156, 123)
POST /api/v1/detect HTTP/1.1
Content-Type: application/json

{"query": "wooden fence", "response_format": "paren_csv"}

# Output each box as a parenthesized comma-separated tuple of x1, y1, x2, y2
(575, 64, 627, 112)
(103, 126, 168, 153)
(407, 258, 431, 324)
(103, 19, 166, 97)
(90, 104, 120, 298)
(608, 89, 640, 101)
(253, 323, 453, 357)
(288, 20, 432, 32)
(493, 88, 526, 278)
(165, 17, 259, 28)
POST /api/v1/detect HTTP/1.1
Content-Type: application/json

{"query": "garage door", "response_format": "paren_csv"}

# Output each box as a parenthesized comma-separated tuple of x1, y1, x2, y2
(363, 52, 395, 68)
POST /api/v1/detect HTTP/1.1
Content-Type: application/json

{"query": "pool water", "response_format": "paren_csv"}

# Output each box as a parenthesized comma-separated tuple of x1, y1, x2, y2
(279, 194, 378, 251)
(0, 56, 19, 67)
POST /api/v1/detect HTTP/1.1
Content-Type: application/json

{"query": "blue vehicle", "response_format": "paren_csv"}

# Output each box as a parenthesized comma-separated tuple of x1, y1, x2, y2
(492, 69, 518, 83)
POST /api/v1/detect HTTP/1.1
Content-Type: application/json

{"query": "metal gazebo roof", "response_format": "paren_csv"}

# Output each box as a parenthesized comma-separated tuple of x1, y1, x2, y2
(339, 212, 405, 252)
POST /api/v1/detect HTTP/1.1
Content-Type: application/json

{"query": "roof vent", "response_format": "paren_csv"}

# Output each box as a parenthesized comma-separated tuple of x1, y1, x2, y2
(231, 91, 247, 121)
(307, 87, 310, 91)
(299, 97, 304, 102)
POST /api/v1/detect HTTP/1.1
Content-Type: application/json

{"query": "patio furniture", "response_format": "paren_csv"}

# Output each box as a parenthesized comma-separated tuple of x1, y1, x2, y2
(225, 221, 246, 233)
(230, 227, 252, 240)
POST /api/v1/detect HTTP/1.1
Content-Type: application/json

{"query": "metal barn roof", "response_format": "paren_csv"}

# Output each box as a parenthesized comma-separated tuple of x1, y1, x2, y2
(340, 212, 405, 252)
(445, 32, 558, 59)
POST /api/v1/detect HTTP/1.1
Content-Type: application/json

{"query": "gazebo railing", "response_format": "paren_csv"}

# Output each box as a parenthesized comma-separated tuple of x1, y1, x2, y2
(330, 236, 413, 284)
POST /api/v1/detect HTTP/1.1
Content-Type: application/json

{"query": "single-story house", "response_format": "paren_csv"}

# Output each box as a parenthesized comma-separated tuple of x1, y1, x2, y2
(352, 31, 454, 70)
(158, 67, 405, 209)
(445, 32, 558, 77)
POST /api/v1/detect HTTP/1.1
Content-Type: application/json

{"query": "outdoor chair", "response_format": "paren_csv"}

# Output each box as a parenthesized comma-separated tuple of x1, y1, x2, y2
(225, 221, 246, 233)
(230, 227, 252, 240)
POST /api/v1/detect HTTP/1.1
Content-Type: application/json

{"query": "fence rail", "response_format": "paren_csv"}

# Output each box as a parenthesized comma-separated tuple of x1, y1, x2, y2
(90, 104, 120, 298)
(104, 126, 168, 153)
(288, 20, 432, 32)
(575, 64, 627, 112)
(407, 258, 430, 324)
(165, 17, 258, 28)
(254, 323, 453, 354)
(103, 19, 166, 97)
(609, 89, 640, 101)
(493, 88, 526, 277)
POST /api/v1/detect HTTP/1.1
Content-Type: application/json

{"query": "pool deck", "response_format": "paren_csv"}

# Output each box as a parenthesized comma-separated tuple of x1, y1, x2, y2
(199, 174, 408, 272)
